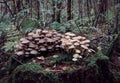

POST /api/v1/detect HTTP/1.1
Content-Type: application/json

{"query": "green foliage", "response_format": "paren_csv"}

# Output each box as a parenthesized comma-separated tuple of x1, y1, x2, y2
(1, 25, 21, 52)
(14, 63, 44, 73)
(11, 63, 62, 83)
(87, 50, 109, 67)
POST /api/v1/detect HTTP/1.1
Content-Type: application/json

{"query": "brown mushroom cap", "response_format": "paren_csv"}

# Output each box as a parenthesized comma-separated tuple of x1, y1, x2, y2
(33, 34, 40, 38)
(21, 39, 30, 44)
(38, 39, 45, 44)
(28, 32, 34, 37)
(80, 40, 90, 44)
(40, 47, 46, 51)
(65, 32, 75, 37)
(29, 43, 36, 48)
(75, 49, 81, 54)
(30, 50, 38, 55)
(72, 58, 78, 61)
(16, 51, 24, 56)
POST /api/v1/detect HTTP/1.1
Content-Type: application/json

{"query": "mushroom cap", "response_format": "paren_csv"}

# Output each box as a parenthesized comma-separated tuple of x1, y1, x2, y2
(47, 46, 53, 50)
(30, 50, 38, 55)
(27, 36, 33, 40)
(28, 32, 34, 36)
(53, 55, 59, 58)
(25, 52, 30, 55)
(73, 54, 80, 58)
(21, 39, 30, 44)
(81, 45, 89, 49)
(37, 56, 45, 60)
(26, 48, 33, 51)
(78, 55, 82, 58)
(15, 44, 23, 49)
(40, 47, 46, 51)
(33, 34, 40, 38)
(42, 30, 49, 34)
(74, 42, 80, 46)
(80, 40, 90, 44)
(46, 38, 54, 43)
(16, 51, 24, 56)
(65, 32, 75, 37)
(75, 49, 81, 53)
(69, 45, 75, 49)
(72, 58, 78, 61)
(38, 39, 45, 44)
(29, 43, 36, 48)
(46, 33, 52, 37)
(20, 38, 26, 42)
(70, 39, 79, 43)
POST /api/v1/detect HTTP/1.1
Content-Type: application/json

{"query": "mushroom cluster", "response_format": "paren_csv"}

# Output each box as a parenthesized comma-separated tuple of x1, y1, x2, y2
(15, 29, 63, 57)
(61, 32, 94, 61)
(15, 30, 94, 61)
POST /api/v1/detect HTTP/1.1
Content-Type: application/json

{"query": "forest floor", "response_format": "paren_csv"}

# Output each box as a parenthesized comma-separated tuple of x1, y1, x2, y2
(0, 23, 120, 83)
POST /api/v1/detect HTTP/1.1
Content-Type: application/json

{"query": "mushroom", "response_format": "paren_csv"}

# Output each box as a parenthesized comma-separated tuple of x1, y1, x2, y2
(42, 30, 48, 34)
(80, 40, 90, 44)
(33, 34, 40, 38)
(16, 51, 24, 56)
(73, 54, 80, 58)
(21, 39, 30, 44)
(38, 39, 45, 44)
(29, 43, 36, 48)
(75, 49, 81, 54)
(81, 45, 89, 49)
(74, 42, 80, 46)
(72, 58, 78, 61)
(65, 32, 75, 37)
(15, 44, 23, 49)
(20, 38, 26, 42)
(37, 56, 45, 60)
(28, 32, 34, 37)
(40, 47, 47, 51)
(30, 50, 38, 55)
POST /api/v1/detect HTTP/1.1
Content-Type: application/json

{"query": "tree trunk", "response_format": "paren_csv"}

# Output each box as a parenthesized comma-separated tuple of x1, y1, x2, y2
(56, 2, 62, 23)
(67, 0, 72, 20)
(52, 0, 56, 22)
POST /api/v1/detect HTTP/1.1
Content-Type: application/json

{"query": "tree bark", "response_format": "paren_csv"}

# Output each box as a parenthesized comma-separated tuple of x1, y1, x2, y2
(67, 0, 72, 20)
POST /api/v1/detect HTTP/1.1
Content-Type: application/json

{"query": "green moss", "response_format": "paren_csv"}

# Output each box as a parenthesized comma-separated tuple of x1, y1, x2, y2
(10, 63, 62, 83)
(14, 63, 44, 73)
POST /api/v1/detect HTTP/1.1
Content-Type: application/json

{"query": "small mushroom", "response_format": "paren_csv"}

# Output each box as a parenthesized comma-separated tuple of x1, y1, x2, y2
(38, 39, 45, 44)
(65, 32, 75, 37)
(74, 42, 80, 46)
(21, 39, 30, 44)
(29, 43, 36, 48)
(33, 34, 40, 38)
(40, 47, 46, 51)
(72, 58, 78, 61)
(20, 38, 26, 42)
(37, 56, 45, 60)
(42, 30, 48, 34)
(75, 49, 81, 54)
(28, 32, 34, 37)
(15, 44, 23, 49)
(73, 54, 80, 58)
(30, 50, 38, 55)
(16, 51, 24, 56)
(81, 45, 89, 49)
(80, 40, 90, 44)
